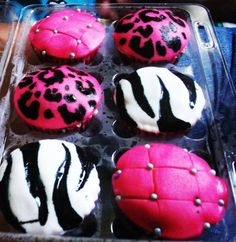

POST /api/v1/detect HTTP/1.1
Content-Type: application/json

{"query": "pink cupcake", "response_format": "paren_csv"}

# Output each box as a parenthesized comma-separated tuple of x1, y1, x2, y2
(28, 9, 106, 63)
(112, 143, 228, 239)
(113, 9, 190, 63)
(13, 65, 102, 132)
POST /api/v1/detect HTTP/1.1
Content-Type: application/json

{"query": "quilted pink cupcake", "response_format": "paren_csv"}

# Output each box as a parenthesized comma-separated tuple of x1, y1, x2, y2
(113, 9, 190, 63)
(13, 65, 102, 132)
(112, 143, 228, 239)
(28, 9, 106, 63)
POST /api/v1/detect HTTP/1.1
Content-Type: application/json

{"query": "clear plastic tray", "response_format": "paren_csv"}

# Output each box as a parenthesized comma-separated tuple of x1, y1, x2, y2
(0, 1, 18, 83)
(0, 3, 236, 242)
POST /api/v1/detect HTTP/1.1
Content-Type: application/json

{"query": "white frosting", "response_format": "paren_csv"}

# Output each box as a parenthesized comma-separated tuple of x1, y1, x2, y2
(117, 67, 205, 133)
(0, 139, 100, 235)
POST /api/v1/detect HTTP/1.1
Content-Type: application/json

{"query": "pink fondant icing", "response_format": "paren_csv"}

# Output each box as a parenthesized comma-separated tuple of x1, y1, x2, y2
(13, 65, 102, 131)
(113, 9, 190, 63)
(112, 143, 229, 239)
(29, 9, 106, 60)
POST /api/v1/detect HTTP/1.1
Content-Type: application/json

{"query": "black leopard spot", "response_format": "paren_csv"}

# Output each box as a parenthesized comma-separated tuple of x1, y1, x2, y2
(167, 36, 181, 52)
(64, 94, 77, 103)
(29, 83, 36, 90)
(17, 91, 40, 120)
(88, 100, 96, 107)
(19, 77, 33, 89)
(166, 12, 185, 27)
(133, 25, 153, 38)
(156, 41, 166, 56)
(65, 85, 70, 91)
(68, 74, 76, 78)
(34, 91, 41, 98)
(38, 69, 65, 87)
(129, 36, 154, 59)
(44, 109, 54, 119)
(134, 18, 140, 23)
(58, 104, 86, 124)
(182, 32, 187, 39)
(119, 38, 127, 46)
(138, 9, 165, 23)
(76, 80, 96, 95)
(44, 89, 62, 102)
(115, 21, 134, 34)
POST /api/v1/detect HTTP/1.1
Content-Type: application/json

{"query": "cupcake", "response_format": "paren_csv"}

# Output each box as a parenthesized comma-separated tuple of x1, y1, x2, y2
(112, 143, 228, 240)
(113, 67, 205, 134)
(0, 139, 100, 236)
(113, 8, 190, 63)
(13, 65, 102, 132)
(28, 9, 106, 63)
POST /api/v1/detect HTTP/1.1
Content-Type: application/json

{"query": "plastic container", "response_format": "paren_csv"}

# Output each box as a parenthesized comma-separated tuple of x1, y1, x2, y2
(0, 3, 236, 242)
(0, 1, 18, 83)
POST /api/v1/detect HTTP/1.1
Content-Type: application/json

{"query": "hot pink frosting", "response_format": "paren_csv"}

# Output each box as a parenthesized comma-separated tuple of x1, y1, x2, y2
(112, 143, 228, 239)
(113, 9, 190, 62)
(13, 65, 102, 131)
(29, 9, 106, 59)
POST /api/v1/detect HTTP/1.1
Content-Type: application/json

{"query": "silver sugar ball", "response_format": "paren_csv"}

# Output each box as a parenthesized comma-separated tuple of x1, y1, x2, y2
(115, 195, 122, 201)
(69, 52, 75, 59)
(209, 169, 216, 175)
(218, 199, 225, 206)
(116, 169, 122, 175)
(204, 222, 211, 230)
(190, 168, 198, 175)
(150, 193, 158, 201)
(195, 198, 202, 206)
(146, 163, 154, 170)
(41, 50, 47, 56)
(154, 227, 161, 236)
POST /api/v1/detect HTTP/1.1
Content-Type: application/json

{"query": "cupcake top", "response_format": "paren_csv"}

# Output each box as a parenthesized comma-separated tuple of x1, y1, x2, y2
(113, 8, 190, 63)
(0, 139, 100, 235)
(13, 65, 102, 131)
(114, 67, 205, 134)
(112, 143, 228, 239)
(28, 9, 106, 60)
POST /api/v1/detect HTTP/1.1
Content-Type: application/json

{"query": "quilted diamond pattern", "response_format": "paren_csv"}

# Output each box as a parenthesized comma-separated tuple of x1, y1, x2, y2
(112, 143, 229, 239)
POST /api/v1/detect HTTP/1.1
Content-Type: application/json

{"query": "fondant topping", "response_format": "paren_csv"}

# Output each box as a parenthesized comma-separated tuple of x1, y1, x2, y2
(0, 140, 100, 235)
(13, 66, 102, 130)
(113, 9, 190, 62)
(29, 9, 106, 59)
(114, 67, 205, 134)
(112, 143, 228, 239)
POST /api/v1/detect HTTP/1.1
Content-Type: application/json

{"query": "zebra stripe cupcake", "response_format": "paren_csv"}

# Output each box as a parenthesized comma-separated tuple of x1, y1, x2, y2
(0, 139, 100, 236)
(113, 67, 205, 134)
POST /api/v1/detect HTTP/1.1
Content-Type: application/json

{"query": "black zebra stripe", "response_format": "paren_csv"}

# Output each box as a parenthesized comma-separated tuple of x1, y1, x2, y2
(157, 76, 191, 131)
(53, 143, 82, 230)
(20, 142, 48, 226)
